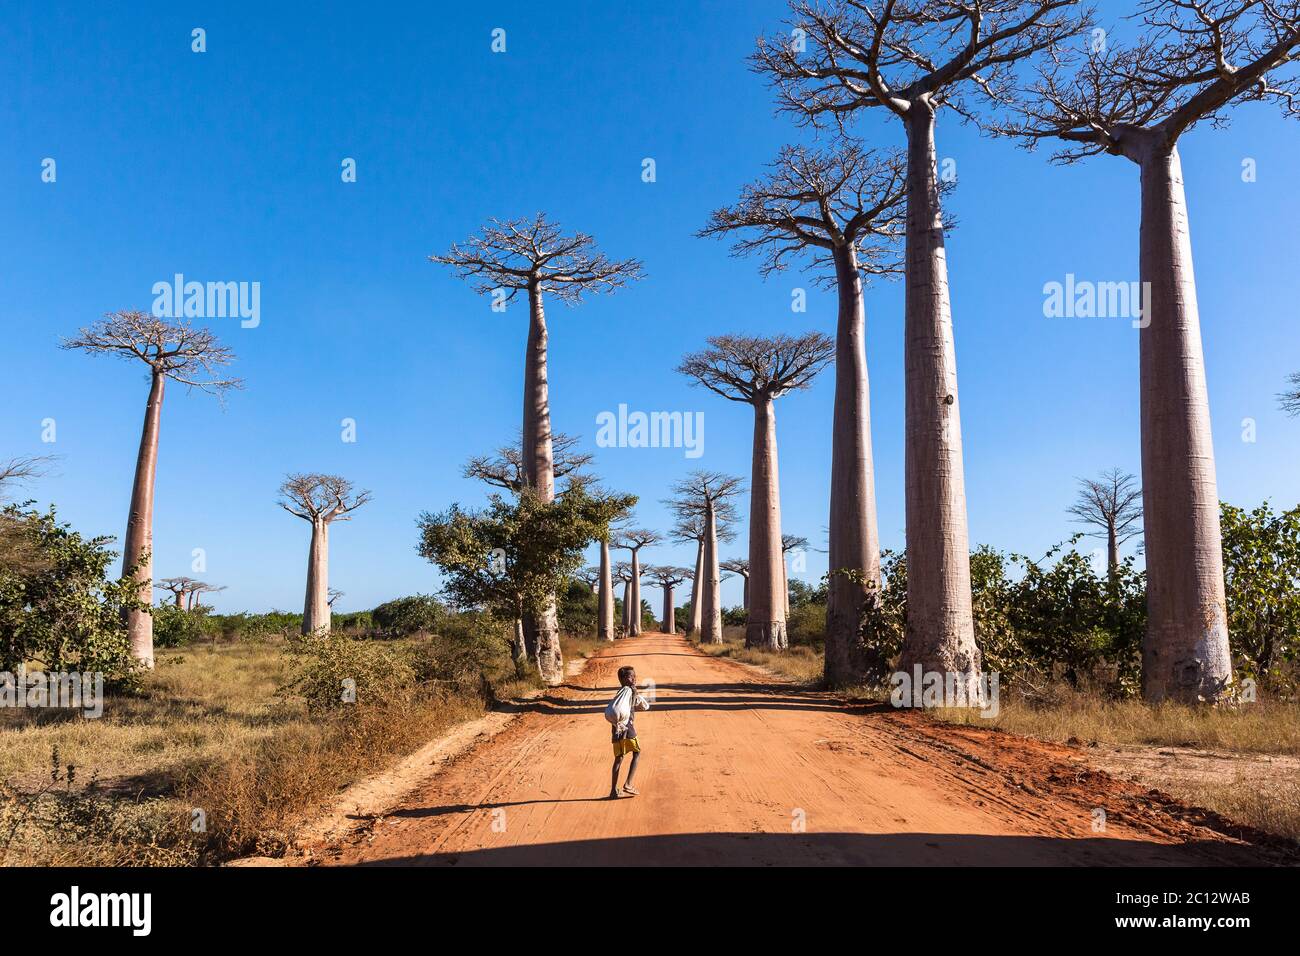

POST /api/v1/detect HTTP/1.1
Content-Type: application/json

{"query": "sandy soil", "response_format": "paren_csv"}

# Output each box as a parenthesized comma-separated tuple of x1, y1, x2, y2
(306, 634, 1291, 867)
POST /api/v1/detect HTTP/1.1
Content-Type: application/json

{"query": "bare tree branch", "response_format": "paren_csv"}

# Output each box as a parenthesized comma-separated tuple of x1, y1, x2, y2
(678, 332, 836, 404)
(277, 473, 373, 524)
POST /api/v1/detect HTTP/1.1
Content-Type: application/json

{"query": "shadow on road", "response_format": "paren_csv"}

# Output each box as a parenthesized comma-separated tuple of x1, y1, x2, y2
(352, 830, 1265, 867)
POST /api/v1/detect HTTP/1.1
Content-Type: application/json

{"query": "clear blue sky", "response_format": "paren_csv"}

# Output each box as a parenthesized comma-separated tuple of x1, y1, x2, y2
(2, 1, 1297, 615)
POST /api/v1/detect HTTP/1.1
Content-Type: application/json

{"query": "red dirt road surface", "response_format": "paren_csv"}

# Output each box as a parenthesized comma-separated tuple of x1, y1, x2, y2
(312, 635, 1284, 867)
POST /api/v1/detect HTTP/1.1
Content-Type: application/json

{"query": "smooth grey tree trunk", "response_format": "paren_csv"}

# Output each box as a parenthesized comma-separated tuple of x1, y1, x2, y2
(895, 102, 981, 696)
(701, 503, 723, 644)
(629, 549, 643, 636)
(746, 396, 786, 650)
(688, 539, 704, 637)
(523, 283, 562, 683)
(123, 370, 164, 667)
(302, 518, 330, 635)
(598, 538, 615, 641)
(1135, 142, 1232, 703)
(512, 616, 528, 672)
(1107, 524, 1120, 582)
(824, 244, 885, 682)
(741, 573, 749, 611)
(661, 583, 675, 634)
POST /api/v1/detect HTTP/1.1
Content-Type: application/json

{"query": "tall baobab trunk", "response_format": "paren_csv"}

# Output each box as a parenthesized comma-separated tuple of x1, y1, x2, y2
(661, 583, 675, 634)
(621, 579, 632, 635)
(523, 282, 562, 682)
(598, 538, 615, 641)
(629, 550, 643, 636)
(173, 591, 184, 609)
(511, 615, 528, 673)
(688, 540, 704, 637)
(1136, 143, 1231, 703)
(701, 503, 723, 644)
(746, 396, 786, 650)
(896, 102, 981, 693)
(122, 370, 164, 667)
(302, 518, 330, 635)
(1106, 523, 1120, 582)
(741, 573, 749, 611)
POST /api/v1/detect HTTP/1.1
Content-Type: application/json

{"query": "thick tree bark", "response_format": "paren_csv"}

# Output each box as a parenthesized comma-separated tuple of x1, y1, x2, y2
(173, 592, 184, 609)
(746, 396, 786, 650)
(825, 243, 885, 684)
(123, 370, 165, 667)
(629, 549, 643, 636)
(701, 505, 723, 644)
(301, 518, 330, 635)
(511, 616, 528, 674)
(661, 583, 675, 634)
(741, 574, 749, 612)
(895, 102, 981, 695)
(1135, 142, 1232, 703)
(598, 538, 615, 641)
(688, 540, 704, 637)
(523, 283, 562, 683)
(1106, 523, 1120, 582)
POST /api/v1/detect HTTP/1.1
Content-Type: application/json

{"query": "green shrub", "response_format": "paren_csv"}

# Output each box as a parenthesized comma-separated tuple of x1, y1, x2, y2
(283, 635, 417, 713)
(151, 604, 209, 648)
(371, 594, 443, 638)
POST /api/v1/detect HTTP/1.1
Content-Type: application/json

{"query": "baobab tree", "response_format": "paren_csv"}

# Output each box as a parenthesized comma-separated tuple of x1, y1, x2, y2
(1068, 469, 1143, 579)
(614, 528, 662, 637)
(327, 588, 345, 609)
(277, 473, 372, 636)
(646, 566, 692, 634)
(432, 215, 642, 682)
(721, 558, 751, 610)
(679, 334, 834, 650)
(463, 431, 594, 495)
(755, 0, 1088, 691)
(700, 140, 906, 680)
(577, 566, 602, 593)
(182, 581, 225, 610)
(999, 0, 1300, 701)
(63, 311, 241, 666)
(668, 472, 745, 644)
(156, 576, 196, 608)
(780, 533, 809, 627)
(613, 561, 636, 635)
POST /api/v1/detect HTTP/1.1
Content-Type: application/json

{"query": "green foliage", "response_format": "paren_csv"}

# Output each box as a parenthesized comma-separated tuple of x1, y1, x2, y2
(0, 505, 140, 684)
(151, 603, 210, 648)
(417, 486, 636, 625)
(1221, 500, 1300, 681)
(558, 578, 598, 635)
(371, 594, 443, 638)
(204, 610, 301, 643)
(722, 605, 748, 627)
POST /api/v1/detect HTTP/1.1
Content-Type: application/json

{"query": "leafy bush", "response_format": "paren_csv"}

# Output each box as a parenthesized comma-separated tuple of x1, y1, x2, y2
(151, 603, 210, 648)
(557, 579, 597, 635)
(283, 635, 417, 713)
(371, 594, 443, 638)
(722, 605, 748, 627)
(0, 505, 140, 685)
(1221, 500, 1300, 684)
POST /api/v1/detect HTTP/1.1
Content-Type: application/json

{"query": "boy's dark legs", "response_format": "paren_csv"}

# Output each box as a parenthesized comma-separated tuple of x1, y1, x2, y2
(609, 754, 624, 798)
(623, 751, 640, 794)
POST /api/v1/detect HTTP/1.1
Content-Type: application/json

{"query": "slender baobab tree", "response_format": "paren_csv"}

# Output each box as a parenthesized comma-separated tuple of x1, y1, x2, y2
(613, 561, 635, 635)
(614, 528, 662, 637)
(185, 581, 225, 610)
(755, 0, 1088, 690)
(647, 565, 692, 634)
(679, 334, 834, 650)
(668, 472, 745, 644)
(577, 566, 602, 593)
(700, 140, 906, 680)
(156, 577, 195, 608)
(277, 473, 372, 636)
(721, 558, 751, 610)
(1068, 469, 1143, 579)
(780, 533, 809, 629)
(432, 215, 642, 683)
(1000, 0, 1300, 701)
(63, 311, 241, 666)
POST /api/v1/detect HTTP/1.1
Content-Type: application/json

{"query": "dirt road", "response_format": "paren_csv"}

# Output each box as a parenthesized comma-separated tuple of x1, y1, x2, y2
(312, 634, 1278, 866)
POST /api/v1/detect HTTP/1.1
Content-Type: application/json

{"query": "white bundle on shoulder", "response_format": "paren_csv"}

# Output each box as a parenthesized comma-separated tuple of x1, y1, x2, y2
(604, 685, 650, 732)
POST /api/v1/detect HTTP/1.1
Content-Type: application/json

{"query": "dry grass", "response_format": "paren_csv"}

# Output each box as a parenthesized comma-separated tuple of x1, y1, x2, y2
(695, 627, 825, 684)
(929, 689, 1300, 755)
(0, 636, 535, 866)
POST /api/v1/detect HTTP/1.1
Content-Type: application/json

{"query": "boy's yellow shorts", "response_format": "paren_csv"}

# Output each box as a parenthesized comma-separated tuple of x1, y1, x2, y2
(612, 737, 640, 757)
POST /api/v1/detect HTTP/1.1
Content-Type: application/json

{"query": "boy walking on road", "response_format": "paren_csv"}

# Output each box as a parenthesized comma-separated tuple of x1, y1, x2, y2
(608, 665, 650, 799)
